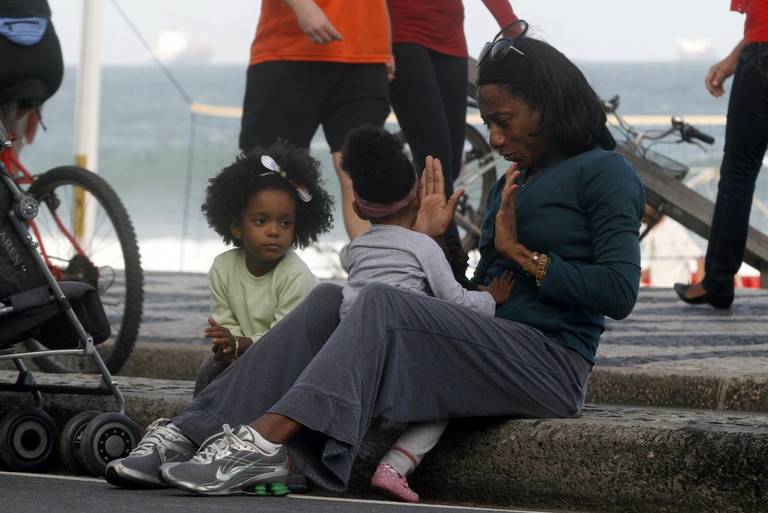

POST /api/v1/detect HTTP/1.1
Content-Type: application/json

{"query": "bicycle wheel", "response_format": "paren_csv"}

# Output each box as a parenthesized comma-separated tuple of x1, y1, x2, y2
(23, 166, 143, 374)
(454, 124, 497, 252)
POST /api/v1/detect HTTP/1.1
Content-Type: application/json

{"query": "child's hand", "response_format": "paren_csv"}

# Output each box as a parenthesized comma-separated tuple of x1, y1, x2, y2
(204, 317, 236, 362)
(478, 270, 515, 304)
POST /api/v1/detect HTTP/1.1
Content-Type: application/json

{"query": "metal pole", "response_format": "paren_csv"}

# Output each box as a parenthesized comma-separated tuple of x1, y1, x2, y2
(179, 111, 197, 271)
(73, 0, 103, 240)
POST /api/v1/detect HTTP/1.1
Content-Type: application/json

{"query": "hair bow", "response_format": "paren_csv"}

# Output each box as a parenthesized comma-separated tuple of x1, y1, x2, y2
(260, 155, 312, 202)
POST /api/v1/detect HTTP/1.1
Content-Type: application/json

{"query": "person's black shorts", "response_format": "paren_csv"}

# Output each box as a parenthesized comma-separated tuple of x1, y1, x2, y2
(239, 61, 390, 153)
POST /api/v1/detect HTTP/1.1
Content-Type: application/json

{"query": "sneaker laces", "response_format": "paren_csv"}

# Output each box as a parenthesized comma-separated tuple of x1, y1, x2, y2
(130, 418, 182, 457)
(192, 424, 252, 463)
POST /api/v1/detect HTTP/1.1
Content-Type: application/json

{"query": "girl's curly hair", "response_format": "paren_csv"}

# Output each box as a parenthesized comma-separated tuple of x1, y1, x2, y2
(341, 125, 416, 204)
(201, 140, 334, 248)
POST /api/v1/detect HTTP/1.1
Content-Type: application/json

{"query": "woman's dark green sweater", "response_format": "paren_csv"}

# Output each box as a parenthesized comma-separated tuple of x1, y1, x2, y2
(473, 148, 645, 363)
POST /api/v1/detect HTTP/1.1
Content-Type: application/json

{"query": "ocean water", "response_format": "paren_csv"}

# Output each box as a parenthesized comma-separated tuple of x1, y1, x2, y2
(20, 62, 768, 280)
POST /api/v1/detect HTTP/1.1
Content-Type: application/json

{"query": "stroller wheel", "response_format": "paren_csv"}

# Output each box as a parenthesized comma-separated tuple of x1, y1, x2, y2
(0, 408, 59, 472)
(80, 412, 139, 477)
(59, 410, 101, 475)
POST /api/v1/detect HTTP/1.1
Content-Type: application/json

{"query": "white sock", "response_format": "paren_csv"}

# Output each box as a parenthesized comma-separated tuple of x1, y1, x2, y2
(381, 448, 416, 477)
(240, 424, 280, 454)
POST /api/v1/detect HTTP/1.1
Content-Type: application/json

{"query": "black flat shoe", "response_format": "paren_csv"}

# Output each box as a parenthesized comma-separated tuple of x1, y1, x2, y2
(673, 283, 734, 309)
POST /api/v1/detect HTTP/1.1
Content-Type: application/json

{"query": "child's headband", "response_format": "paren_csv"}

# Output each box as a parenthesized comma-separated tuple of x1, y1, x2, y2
(353, 172, 419, 218)
(260, 155, 312, 202)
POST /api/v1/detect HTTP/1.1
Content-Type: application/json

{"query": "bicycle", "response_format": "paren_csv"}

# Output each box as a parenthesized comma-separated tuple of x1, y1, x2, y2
(0, 105, 143, 374)
(453, 95, 498, 252)
(603, 94, 716, 240)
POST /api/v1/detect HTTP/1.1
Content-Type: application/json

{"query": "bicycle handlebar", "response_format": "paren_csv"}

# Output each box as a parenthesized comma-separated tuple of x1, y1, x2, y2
(605, 95, 716, 147)
(671, 116, 715, 145)
(603, 95, 619, 114)
(682, 124, 715, 145)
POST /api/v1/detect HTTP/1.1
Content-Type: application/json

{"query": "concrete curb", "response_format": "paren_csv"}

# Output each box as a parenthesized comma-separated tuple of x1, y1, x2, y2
(1, 371, 766, 513)
(118, 341, 768, 413)
(588, 367, 768, 412)
(0, 372, 192, 429)
(119, 341, 210, 381)
(405, 406, 768, 513)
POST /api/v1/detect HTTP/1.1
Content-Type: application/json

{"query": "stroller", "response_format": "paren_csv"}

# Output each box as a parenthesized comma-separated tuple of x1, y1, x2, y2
(0, 113, 139, 477)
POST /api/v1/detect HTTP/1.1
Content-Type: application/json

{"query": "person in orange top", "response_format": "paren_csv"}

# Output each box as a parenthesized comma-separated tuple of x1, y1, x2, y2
(239, 0, 392, 240)
(675, 0, 768, 308)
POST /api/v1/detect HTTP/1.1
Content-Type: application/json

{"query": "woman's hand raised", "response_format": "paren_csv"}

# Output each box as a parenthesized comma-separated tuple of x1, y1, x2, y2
(413, 156, 464, 238)
(495, 164, 521, 257)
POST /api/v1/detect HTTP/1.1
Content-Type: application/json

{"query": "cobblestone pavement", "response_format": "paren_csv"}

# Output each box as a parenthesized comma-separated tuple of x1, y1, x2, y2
(139, 272, 768, 376)
(599, 287, 768, 375)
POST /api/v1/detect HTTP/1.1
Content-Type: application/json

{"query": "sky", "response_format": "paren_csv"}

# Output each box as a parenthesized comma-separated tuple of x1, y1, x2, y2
(48, 0, 746, 66)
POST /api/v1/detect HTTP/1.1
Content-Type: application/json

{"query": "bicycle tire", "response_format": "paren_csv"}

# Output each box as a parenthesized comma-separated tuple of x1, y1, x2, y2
(23, 166, 143, 374)
(455, 124, 497, 251)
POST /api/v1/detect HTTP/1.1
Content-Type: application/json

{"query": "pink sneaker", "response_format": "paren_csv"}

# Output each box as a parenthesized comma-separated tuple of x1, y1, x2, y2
(371, 463, 420, 503)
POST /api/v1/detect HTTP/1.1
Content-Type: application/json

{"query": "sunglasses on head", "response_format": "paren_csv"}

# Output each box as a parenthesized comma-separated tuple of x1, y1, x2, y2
(477, 19, 529, 66)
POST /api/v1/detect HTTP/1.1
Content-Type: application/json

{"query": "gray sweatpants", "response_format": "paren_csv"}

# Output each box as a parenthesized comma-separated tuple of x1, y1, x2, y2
(173, 282, 592, 492)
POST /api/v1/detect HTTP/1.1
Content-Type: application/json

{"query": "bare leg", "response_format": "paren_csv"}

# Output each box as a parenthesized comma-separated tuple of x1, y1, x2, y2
(250, 413, 302, 444)
(332, 151, 369, 240)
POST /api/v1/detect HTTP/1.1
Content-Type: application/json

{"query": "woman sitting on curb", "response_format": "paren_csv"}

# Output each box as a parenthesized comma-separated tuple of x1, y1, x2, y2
(105, 26, 645, 497)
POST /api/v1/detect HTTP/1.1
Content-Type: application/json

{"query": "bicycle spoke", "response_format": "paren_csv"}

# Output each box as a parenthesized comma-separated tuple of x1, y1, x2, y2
(24, 167, 143, 374)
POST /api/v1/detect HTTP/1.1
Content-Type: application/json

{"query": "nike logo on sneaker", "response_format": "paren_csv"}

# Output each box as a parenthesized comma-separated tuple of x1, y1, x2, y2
(216, 462, 259, 482)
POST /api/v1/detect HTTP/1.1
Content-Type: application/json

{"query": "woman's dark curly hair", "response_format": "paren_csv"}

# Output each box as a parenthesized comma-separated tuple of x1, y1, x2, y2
(341, 125, 416, 204)
(202, 140, 334, 248)
(478, 36, 615, 157)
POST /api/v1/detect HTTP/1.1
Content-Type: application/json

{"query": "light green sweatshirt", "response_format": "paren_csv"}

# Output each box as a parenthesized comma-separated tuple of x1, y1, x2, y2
(208, 248, 317, 341)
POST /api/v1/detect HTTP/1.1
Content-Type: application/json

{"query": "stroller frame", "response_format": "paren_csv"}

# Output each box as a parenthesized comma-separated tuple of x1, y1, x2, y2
(0, 114, 138, 477)
(0, 125, 126, 412)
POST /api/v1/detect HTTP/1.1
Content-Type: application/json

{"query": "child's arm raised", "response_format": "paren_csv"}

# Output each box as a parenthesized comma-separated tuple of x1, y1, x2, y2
(413, 156, 464, 238)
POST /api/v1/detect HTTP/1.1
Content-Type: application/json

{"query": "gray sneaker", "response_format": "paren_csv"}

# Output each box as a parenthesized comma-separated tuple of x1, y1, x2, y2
(161, 424, 289, 495)
(105, 418, 197, 488)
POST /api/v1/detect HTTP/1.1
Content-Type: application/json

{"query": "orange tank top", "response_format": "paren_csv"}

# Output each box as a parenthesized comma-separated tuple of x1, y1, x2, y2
(249, 0, 391, 66)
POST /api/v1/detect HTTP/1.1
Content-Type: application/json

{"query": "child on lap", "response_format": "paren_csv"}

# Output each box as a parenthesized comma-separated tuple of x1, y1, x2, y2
(195, 141, 334, 395)
(341, 126, 514, 502)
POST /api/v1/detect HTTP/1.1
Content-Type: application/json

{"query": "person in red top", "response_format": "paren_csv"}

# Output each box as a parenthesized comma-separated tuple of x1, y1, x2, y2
(239, 0, 392, 240)
(386, 0, 518, 272)
(675, 0, 768, 308)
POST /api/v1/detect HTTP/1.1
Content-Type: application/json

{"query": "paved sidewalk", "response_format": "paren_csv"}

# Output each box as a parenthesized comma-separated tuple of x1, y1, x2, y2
(137, 271, 768, 366)
(130, 271, 768, 411)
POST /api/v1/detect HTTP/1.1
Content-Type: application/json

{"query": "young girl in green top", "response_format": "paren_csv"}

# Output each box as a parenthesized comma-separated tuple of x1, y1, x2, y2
(195, 141, 334, 395)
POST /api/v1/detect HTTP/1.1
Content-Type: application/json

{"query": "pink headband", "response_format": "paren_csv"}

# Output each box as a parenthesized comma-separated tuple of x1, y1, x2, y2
(354, 174, 419, 218)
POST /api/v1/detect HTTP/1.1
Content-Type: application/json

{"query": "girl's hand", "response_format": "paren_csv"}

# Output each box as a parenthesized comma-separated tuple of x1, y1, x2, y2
(204, 317, 236, 362)
(286, 0, 343, 44)
(413, 156, 464, 237)
(495, 164, 521, 257)
(705, 57, 738, 97)
(478, 270, 516, 304)
(386, 56, 396, 81)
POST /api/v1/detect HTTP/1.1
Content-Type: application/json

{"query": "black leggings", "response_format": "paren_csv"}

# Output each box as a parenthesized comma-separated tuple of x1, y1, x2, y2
(703, 43, 768, 296)
(389, 43, 468, 196)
